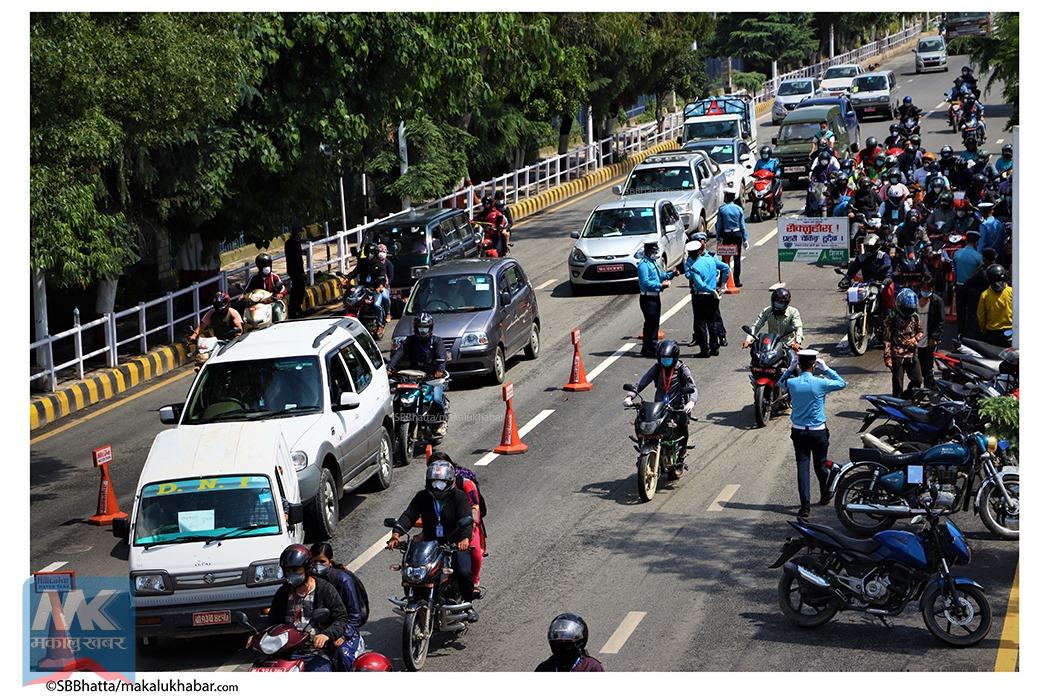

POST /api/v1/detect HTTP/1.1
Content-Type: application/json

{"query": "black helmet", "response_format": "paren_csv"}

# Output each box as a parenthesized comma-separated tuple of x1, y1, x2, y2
(771, 287, 791, 314)
(481, 194, 494, 208)
(910, 134, 922, 148)
(886, 168, 903, 185)
(818, 152, 830, 166)
(280, 544, 312, 587)
(940, 145, 953, 158)
(885, 155, 899, 170)
(857, 176, 872, 192)
(363, 241, 379, 258)
(865, 136, 878, 150)
(971, 173, 988, 190)
(986, 263, 1007, 292)
(212, 291, 231, 313)
(906, 207, 922, 224)
(1002, 144, 1013, 156)
(889, 124, 900, 135)
(413, 312, 435, 339)
(548, 613, 588, 666)
(964, 136, 977, 151)
(656, 339, 680, 364)
(873, 154, 886, 168)
(760, 146, 772, 160)
(962, 65, 972, 75)
(425, 460, 456, 501)
(928, 175, 947, 193)
(255, 253, 272, 272)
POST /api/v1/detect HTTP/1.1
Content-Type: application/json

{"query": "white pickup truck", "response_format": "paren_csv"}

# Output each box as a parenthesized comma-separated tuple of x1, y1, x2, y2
(682, 96, 758, 150)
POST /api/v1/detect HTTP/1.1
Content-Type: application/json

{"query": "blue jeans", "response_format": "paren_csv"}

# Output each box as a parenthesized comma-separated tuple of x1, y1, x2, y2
(374, 289, 390, 323)
(300, 651, 334, 672)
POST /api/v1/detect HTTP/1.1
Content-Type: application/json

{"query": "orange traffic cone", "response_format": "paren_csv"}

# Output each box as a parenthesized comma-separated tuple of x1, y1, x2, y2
(721, 255, 741, 294)
(563, 327, 593, 392)
(493, 382, 528, 455)
(87, 445, 127, 526)
(636, 329, 666, 341)
(35, 590, 77, 671)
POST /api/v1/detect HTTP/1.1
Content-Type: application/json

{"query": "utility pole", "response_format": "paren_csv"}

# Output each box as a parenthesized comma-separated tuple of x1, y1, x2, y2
(32, 267, 48, 377)
(585, 105, 594, 170)
(397, 120, 410, 211)
(771, 60, 779, 93)
(829, 23, 835, 59)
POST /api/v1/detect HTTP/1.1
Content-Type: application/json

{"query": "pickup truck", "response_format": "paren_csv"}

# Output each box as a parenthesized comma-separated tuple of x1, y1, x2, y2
(683, 96, 758, 150)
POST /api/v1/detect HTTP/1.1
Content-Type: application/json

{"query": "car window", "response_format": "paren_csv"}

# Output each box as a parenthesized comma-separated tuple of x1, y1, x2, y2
(353, 329, 385, 369)
(660, 203, 679, 227)
(853, 75, 888, 92)
(503, 264, 522, 293)
(452, 213, 473, 242)
(695, 160, 709, 180)
(339, 343, 373, 392)
(738, 142, 752, 158)
(511, 263, 529, 290)
(328, 353, 354, 402)
(429, 224, 448, 254)
(835, 116, 846, 134)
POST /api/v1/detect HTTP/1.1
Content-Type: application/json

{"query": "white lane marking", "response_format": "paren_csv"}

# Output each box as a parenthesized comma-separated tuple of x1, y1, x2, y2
(347, 534, 390, 572)
(996, 138, 1004, 145)
(474, 409, 556, 466)
(535, 279, 557, 290)
(755, 229, 778, 247)
(659, 293, 693, 324)
(599, 611, 647, 654)
(741, 255, 747, 261)
(38, 561, 68, 572)
(588, 342, 637, 381)
(936, 101, 946, 109)
(706, 484, 741, 512)
(836, 334, 849, 349)
(906, 78, 913, 83)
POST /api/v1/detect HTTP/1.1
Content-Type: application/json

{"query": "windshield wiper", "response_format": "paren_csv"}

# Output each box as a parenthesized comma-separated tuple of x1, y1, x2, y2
(141, 535, 213, 550)
(254, 406, 319, 420)
(205, 525, 271, 545)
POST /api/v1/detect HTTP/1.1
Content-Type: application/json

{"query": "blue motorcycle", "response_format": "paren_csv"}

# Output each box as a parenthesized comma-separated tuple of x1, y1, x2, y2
(771, 504, 991, 647)
(389, 369, 449, 466)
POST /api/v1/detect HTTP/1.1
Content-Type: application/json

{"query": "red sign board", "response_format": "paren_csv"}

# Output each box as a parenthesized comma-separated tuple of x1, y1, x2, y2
(92, 445, 113, 468)
(502, 382, 514, 402)
(717, 244, 740, 258)
(571, 327, 581, 345)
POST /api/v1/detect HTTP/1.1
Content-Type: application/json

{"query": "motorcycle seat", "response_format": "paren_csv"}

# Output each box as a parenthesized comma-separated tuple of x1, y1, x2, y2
(802, 521, 882, 555)
(899, 404, 937, 424)
(848, 448, 924, 469)
(959, 337, 1009, 359)
(863, 394, 910, 408)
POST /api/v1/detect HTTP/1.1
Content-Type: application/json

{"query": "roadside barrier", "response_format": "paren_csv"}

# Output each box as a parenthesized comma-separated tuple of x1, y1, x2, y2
(86, 445, 128, 526)
(492, 382, 528, 455)
(563, 327, 593, 392)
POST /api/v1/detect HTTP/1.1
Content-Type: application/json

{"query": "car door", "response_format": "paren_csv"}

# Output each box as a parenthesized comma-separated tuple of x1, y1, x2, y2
(495, 268, 517, 352)
(499, 264, 525, 352)
(658, 202, 682, 264)
(842, 98, 859, 142)
(452, 212, 478, 257)
(339, 341, 382, 460)
(428, 222, 451, 266)
(326, 349, 365, 476)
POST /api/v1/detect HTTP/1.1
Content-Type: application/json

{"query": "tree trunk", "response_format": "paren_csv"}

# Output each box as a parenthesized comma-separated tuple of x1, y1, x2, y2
(558, 112, 573, 155)
(32, 267, 49, 374)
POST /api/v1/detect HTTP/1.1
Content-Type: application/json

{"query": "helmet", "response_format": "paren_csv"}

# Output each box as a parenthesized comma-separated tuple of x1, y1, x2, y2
(888, 184, 908, 203)
(425, 460, 456, 501)
(771, 287, 791, 314)
(865, 136, 878, 150)
(759, 145, 772, 160)
(211, 291, 231, 314)
(481, 194, 494, 208)
(954, 197, 969, 210)
(818, 152, 830, 166)
(857, 176, 872, 192)
(1002, 144, 1013, 156)
(971, 173, 988, 191)
(962, 65, 972, 75)
(885, 155, 899, 170)
(643, 241, 660, 256)
(895, 288, 918, 313)
(863, 233, 880, 251)
(926, 161, 941, 175)
(873, 154, 886, 168)
(413, 312, 435, 339)
(255, 253, 272, 272)
(964, 93, 976, 104)
(986, 263, 1007, 292)
(886, 168, 903, 185)
(940, 145, 953, 158)
(656, 339, 680, 366)
(954, 76, 964, 85)
(906, 208, 922, 224)
(351, 652, 392, 672)
(939, 192, 954, 207)
(279, 544, 312, 587)
(964, 136, 977, 151)
(903, 95, 913, 105)
(548, 613, 588, 666)
(928, 175, 947, 193)
(910, 134, 922, 148)
(922, 152, 936, 163)
(889, 124, 900, 135)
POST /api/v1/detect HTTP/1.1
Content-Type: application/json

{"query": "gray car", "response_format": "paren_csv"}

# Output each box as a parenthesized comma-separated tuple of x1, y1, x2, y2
(390, 258, 541, 385)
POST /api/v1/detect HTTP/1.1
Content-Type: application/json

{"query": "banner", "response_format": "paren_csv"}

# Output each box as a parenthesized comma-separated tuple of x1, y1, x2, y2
(777, 217, 850, 264)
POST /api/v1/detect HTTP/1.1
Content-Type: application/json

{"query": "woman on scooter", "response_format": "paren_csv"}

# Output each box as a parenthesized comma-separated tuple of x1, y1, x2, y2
(310, 542, 367, 671)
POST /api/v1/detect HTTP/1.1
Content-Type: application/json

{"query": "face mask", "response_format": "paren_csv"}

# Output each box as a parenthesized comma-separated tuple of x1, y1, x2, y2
(660, 357, 674, 368)
(285, 570, 306, 588)
(991, 281, 1006, 293)
(920, 290, 933, 298)
(312, 562, 331, 577)
(262, 266, 272, 275)
(378, 252, 387, 260)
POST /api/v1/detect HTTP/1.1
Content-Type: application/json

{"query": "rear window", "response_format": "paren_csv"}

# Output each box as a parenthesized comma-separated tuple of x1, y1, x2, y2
(778, 80, 813, 96)
(824, 66, 858, 79)
(852, 75, 888, 93)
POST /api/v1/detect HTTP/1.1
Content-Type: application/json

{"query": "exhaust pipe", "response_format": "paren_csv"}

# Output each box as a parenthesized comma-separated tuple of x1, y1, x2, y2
(785, 562, 832, 590)
(859, 432, 901, 454)
(844, 503, 920, 515)
(441, 601, 473, 612)
(440, 622, 466, 633)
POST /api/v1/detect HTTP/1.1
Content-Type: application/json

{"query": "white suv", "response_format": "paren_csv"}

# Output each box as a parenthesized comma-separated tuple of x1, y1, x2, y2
(613, 150, 727, 234)
(159, 316, 395, 539)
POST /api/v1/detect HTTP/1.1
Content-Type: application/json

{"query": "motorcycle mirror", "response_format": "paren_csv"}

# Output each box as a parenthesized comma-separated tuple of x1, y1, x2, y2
(622, 383, 637, 393)
(383, 517, 398, 528)
(309, 607, 333, 627)
(741, 325, 753, 335)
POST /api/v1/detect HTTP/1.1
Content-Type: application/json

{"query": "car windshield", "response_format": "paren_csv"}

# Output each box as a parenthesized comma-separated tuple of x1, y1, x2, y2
(778, 81, 813, 96)
(853, 76, 888, 92)
(582, 207, 657, 238)
(778, 122, 822, 143)
(183, 357, 323, 424)
(918, 39, 944, 52)
(824, 66, 858, 79)
(690, 143, 736, 164)
(683, 121, 737, 141)
(947, 12, 988, 21)
(133, 475, 281, 546)
(364, 223, 428, 256)
(405, 273, 495, 314)
(623, 166, 694, 193)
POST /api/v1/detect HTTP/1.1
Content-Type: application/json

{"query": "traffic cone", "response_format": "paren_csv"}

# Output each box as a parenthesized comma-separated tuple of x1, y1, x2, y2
(35, 591, 77, 671)
(721, 255, 741, 294)
(563, 327, 593, 392)
(636, 329, 666, 341)
(87, 461, 127, 526)
(493, 382, 527, 455)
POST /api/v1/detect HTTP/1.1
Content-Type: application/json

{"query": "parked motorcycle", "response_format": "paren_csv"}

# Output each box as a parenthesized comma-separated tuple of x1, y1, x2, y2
(383, 518, 475, 672)
(835, 270, 887, 356)
(242, 288, 287, 332)
(771, 506, 992, 647)
(741, 324, 794, 427)
(389, 369, 449, 466)
(749, 168, 781, 222)
(234, 608, 336, 672)
(623, 383, 696, 502)
(340, 277, 384, 338)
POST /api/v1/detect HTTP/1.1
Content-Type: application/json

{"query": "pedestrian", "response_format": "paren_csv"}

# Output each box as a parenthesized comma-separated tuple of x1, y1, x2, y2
(284, 224, 306, 319)
(883, 288, 924, 398)
(780, 349, 847, 519)
(715, 190, 748, 287)
(683, 234, 729, 358)
(961, 247, 997, 340)
(915, 274, 944, 389)
(636, 241, 677, 358)
(951, 231, 982, 338)
(977, 264, 1013, 347)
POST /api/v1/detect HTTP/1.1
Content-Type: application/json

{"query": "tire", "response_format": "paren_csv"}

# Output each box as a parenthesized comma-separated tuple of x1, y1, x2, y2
(847, 314, 869, 356)
(402, 607, 431, 672)
(834, 470, 899, 536)
(306, 468, 339, 540)
(523, 321, 540, 360)
(754, 384, 773, 427)
(367, 428, 394, 490)
(636, 450, 658, 502)
(920, 582, 992, 647)
(977, 472, 1019, 540)
(778, 555, 839, 628)
(395, 421, 413, 467)
(489, 347, 506, 386)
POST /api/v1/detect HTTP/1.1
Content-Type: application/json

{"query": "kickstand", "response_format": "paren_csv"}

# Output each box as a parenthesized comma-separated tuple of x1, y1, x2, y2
(875, 615, 892, 629)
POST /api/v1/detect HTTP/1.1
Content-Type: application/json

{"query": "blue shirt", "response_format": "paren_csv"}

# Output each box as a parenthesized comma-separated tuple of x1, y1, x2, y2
(782, 369, 847, 427)
(716, 202, 748, 242)
(753, 157, 781, 177)
(994, 157, 1012, 175)
(637, 255, 673, 293)
(832, 196, 852, 217)
(684, 253, 729, 294)
(953, 245, 983, 285)
(979, 216, 1006, 257)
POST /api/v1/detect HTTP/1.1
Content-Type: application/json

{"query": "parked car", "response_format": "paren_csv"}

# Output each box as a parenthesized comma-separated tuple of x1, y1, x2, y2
(913, 35, 949, 73)
(613, 150, 728, 234)
(680, 137, 757, 199)
(568, 197, 687, 294)
(849, 70, 899, 120)
(158, 316, 395, 540)
(361, 208, 481, 316)
(772, 78, 818, 125)
(795, 95, 861, 151)
(391, 258, 540, 386)
(818, 64, 864, 96)
(771, 105, 852, 186)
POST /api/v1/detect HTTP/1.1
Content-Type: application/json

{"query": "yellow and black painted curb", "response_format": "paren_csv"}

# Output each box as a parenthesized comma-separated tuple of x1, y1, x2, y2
(507, 139, 681, 224)
(29, 276, 347, 432)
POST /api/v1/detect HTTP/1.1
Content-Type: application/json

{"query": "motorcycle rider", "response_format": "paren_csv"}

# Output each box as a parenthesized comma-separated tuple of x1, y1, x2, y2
(479, 195, 511, 256)
(877, 166, 905, 202)
(744, 288, 804, 354)
(927, 192, 957, 232)
(896, 95, 922, 122)
(950, 199, 981, 236)
(830, 173, 852, 217)
(354, 242, 391, 335)
(309, 542, 366, 670)
(245, 253, 288, 302)
(977, 263, 1013, 346)
(894, 207, 930, 248)
(958, 66, 980, 98)
(752, 146, 783, 213)
(960, 93, 986, 139)
(426, 450, 487, 600)
(844, 234, 893, 312)
(913, 154, 939, 190)
(388, 313, 449, 435)
(846, 176, 881, 244)
(960, 136, 986, 167)
(879, 183, 911, 229)
(535, 614, 604, 672)
(884, 124, 905, 150)
(187, 292, 243, 343)
(994, 144, 1013, 178)
(386, 460, 479, 623)
(883, 288, 924, 398)
(623, 340, 698, 469)
(899, 141, 921, 178)
(865, 152, 888, 182)
(938, 144, 962, 184)
(350, 652, 392, 672)
(264, 543, 349, 672)
(855, 136, 883, 169)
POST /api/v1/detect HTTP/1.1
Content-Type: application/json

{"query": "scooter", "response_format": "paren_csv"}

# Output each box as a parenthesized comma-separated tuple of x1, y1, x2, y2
(235, 608, 336, 672)
(749, 168, 781, 222)
(389, 369, 449, 466)
(741, 324, 795, 428)
(470, 220, 508, 258)
(193, 336, 223, 372)
(340, 276, 385, 338)
(242, 288, 287, 332)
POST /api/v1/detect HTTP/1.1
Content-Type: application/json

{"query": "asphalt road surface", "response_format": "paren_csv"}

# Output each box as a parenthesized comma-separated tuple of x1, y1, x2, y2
(30, 50, 1018, 672)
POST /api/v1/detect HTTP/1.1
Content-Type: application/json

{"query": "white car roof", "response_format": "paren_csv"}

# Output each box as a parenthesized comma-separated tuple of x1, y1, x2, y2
(140, 423, 290, 486)
(209, 317, 365, 364)
(594, 197, 666, 211)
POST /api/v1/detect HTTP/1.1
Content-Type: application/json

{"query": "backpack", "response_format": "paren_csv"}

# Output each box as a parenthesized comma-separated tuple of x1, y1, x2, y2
(343, 568, 369, 626)
(455, 467, 487, 519)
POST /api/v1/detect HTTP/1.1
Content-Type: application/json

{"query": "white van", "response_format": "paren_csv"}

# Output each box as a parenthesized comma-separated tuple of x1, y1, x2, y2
(114, 424, 304, 650)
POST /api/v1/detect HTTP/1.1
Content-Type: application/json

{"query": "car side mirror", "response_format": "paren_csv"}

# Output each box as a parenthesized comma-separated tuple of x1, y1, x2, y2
(112, 516, 129, 541)
(383, 517, 398, 528)
(911, 48, 916, 53)
(335, 391, 360, 410)
(500, 290, 512, 307)
(570, 230, 581, 239)
(159, 404, 182, 425)
(771, 137, 778, 146)
(612, 185, 624, 195)
(286, 502, 304, 525)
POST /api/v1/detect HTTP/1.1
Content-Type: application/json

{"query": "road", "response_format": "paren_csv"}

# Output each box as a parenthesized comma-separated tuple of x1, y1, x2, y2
(30, 49, 1018, 672)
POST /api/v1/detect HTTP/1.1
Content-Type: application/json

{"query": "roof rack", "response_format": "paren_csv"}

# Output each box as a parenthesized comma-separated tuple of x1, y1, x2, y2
(312, 317, 356, 349)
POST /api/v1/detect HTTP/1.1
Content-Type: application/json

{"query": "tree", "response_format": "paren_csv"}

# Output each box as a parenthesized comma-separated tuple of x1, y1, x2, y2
(726, 13, 820, 73)
(968, 13, 1019, 127)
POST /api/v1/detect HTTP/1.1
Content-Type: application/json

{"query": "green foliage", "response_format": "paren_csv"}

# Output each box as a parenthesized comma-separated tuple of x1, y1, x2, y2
(725, 13, 820, 72)
(978, 396, 1019, 451)
(967, 13, 1019, 127)
(732, 71, 767, 95)
(369, 114, 476, 202)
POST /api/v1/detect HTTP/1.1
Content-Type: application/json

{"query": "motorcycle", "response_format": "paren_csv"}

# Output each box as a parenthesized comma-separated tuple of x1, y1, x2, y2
(857, 392, 982, 454)
(835, 269, 888, 356)
(622, 383, 696, 502)
(771, 505, 992, 647)
(749, 168, 781, 222)
(741, 324, 795, 427)
(889, 242, 926, 290)
(389, 369, 449, 466)
(830, 432, 1019, 540)
(340, 277, 385, 338)
(899, 115, 921, 141)
(805, 180, 829, 217)
(234, 608, 336, 672)
(961, 115, 986, 145)
(946, 99, 963, 133)
(242, 288, 287, 332)
(383, 517, 475, 672)
(470, 220, 507, 258)
(193, 336, 224, 372)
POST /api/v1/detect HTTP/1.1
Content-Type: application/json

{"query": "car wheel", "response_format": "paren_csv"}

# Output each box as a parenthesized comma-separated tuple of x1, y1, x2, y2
(367, 429, 393, 490)
(523, 321, 540, 360)
(489, 347, 506, 386)
(306, 468, 339, 540)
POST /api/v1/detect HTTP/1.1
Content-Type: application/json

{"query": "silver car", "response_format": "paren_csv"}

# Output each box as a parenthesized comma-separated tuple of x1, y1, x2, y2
(772, 78, 817, 124)
(613, 150, 727, 234)
(568, 197, 686, 294)
(913, 35, 948, 73)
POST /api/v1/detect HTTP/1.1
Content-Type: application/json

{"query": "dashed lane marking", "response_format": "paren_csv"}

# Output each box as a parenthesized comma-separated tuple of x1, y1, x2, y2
(706, 484, 741, 512)
(996, 138, 1004, 145)
(38, 561, 69, 572)
(836, 334, 850, 349)
(755, 229, 778, 247)
(659, 292, 694, 324)
(906, 78, 914, 83)
(535, 279, 557, 291)
(599, 611, 647, 654)
(347, 535, 391, 572)
(588, 342, 637, 381)
(474, 409, 556, 466)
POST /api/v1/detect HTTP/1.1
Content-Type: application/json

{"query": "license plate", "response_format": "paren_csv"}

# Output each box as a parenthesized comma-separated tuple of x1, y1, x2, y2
(784, 166, 805, 174)
(863, 107, 876, 113)
(596, 264, 624, 273)
(192, 610, 231, 627)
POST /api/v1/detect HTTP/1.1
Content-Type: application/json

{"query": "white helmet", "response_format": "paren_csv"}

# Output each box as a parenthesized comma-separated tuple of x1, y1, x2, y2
(888, 183, 908, 202)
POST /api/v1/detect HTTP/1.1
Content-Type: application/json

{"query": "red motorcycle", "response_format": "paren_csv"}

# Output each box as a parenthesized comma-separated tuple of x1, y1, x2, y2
(749, 168, 781, 222)
(470, 220, 507, 258)
(235, 609, 336, 672)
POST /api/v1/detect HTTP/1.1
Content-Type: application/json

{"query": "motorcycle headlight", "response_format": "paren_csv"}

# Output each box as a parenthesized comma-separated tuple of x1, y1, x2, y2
(291, 450, 309, 471)
(638, 420, 660, 435)
(260, 631, 289, 655)
(405, 566, 428, 583)
(571, 248, 587, 263)
(133, 573, 171, 595)
(248, 560, 283, 587)
(460, 332, 489, 349)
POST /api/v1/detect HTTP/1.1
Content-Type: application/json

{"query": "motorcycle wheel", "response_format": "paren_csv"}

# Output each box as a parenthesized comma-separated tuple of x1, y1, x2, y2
(977, 472, 1019, 540)
(778, 555, 839, 628)
(754, 384, 773, 427)
(636, 451, 659, 502)
(834, 470, 899, 536)
(402, 607, 431, 671)
(396, 421, 413, 467)
(920, 582, 992, 647)
(847, 314, 869, 356)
